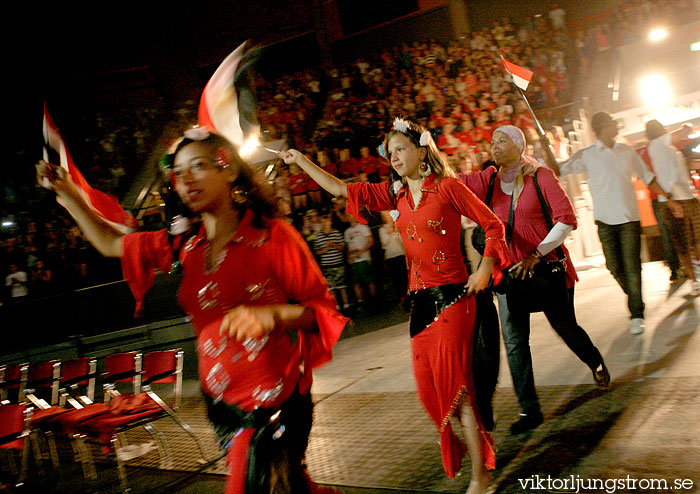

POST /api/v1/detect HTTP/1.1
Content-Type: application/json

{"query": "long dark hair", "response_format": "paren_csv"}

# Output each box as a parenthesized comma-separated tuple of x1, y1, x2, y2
(161, 129, 278, 229)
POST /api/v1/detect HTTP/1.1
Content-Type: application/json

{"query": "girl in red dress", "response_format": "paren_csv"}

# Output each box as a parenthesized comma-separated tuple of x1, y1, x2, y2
(280, 118, 511, 494)
(37, 128, 347, 494)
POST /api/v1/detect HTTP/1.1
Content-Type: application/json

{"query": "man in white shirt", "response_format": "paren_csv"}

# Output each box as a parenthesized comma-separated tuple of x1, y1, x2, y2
(645, 119, 699, 296)
(549, 3, 567, 31)
(554, 112, 676, 335)
(5, 264, 29, 302)
(344, 217, 376, 309)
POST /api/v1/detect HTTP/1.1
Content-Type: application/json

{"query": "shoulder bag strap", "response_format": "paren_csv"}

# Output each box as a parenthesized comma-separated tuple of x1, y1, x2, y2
(484, 169, 498, 208)
(505, 188, 516, 246)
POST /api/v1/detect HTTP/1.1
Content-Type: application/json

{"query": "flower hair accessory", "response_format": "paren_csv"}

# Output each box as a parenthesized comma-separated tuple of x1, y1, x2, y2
(419, 130, 431, 147)
(184, 126, 211, 141)
(392, 117, 410, 133)
(215, 147, 234, 168)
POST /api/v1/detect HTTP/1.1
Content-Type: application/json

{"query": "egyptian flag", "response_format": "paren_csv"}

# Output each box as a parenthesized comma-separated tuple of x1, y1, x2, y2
(500, 56, 533, 91)
(198, 41, 260, 148)
(43, 103, 139, 233)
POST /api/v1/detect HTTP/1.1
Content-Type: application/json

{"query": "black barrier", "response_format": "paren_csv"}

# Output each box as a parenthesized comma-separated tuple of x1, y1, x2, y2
(1, 273, 184, 356)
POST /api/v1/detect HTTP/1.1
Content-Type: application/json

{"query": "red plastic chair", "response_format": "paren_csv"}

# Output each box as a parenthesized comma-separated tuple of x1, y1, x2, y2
(0, 363, 28, 406)
(0, 404, 33, 487)
(102, 351, 142, 403)
(75, 349, 208, 491)
(38, 357, 111, 477)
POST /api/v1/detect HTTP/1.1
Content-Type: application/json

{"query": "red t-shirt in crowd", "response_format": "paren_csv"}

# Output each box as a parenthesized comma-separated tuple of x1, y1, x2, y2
(289, 173, 308, 195)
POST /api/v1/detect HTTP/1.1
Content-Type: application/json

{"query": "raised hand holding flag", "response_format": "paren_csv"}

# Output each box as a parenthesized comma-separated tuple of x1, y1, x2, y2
(42, 103, 138, 233)
(499, 56, 558, 169)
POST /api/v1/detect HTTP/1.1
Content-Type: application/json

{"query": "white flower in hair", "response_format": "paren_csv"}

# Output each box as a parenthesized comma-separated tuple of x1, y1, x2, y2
(184, 126, 210, 140)
(419, 130, 431, 147)
(392, 117, 410, 133)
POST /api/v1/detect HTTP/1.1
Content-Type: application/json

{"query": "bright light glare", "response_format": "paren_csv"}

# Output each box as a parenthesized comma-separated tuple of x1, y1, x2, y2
(689, 131, 700, 139)
(692, 41, 700, 52)
(693, 144, 700, 154)
(639, 75, 671, 108)
(649, 28, 668, 42)
(239, 134, 260, 158)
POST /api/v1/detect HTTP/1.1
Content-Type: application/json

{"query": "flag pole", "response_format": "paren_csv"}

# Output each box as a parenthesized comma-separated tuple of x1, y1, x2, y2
(513, 83, 559, 171)
(500, 56, 559, 172)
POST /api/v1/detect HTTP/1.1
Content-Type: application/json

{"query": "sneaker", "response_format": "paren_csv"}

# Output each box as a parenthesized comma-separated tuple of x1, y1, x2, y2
(691, 280, 700, 297)
(629, 318, 645, 335)
(509, 410, 543, 435)
(592, 361, 610, 389)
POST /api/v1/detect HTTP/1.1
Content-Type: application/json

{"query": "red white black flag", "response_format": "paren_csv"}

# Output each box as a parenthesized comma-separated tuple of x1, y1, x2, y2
(43, 103, 139, 233)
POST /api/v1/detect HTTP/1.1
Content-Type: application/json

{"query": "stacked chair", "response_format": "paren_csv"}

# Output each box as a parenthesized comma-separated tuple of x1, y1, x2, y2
(0, 348, 210, 493)
(0, 402, 32, 488)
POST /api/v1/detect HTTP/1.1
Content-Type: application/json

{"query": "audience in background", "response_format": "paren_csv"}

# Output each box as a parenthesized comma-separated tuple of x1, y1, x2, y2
(4, 0, 699, 310)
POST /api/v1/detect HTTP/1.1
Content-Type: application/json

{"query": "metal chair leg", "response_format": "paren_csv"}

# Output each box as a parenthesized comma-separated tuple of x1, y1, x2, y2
(44, 431, 62, 478)
(145, 390, 210, 463)
(113, 435, 131, 493)
(143, 423, 173, 470)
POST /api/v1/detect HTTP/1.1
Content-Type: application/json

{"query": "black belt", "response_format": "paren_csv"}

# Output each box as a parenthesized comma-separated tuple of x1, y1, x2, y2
(204, 387, 312, 494)
(409, 283, 469, 337)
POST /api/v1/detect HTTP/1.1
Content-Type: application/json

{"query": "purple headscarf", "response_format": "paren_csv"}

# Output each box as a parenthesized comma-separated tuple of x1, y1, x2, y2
(494, 125, 526, 155)
(493, 125, 541, 207)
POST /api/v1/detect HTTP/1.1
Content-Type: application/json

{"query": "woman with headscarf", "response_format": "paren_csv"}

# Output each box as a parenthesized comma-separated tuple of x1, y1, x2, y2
(458, 125, 610, 435)
(280, 118, 512, 494)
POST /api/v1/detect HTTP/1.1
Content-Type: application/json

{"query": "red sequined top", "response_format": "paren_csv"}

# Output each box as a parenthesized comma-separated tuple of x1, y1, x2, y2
(346, 175, 512, 291)
(120, 210, 347, 411)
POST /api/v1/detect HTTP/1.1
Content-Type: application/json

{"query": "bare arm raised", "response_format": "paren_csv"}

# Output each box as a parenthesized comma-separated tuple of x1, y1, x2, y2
(279, 149, 348, 198)
(36, 160, 124, 257)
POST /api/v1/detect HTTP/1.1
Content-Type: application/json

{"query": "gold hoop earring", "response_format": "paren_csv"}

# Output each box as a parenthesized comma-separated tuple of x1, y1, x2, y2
(231, 185, 250, 205)
(418, 162, 432, 179)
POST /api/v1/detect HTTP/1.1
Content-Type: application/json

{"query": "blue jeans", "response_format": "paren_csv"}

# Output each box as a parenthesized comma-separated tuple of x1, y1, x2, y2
(496, 287, 603, 414)
(596, 220, 645, 319)
(651, 200, 680, 273)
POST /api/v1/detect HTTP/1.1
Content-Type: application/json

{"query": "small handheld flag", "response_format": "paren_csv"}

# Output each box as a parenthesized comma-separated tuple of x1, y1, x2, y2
(500, 56, 533, 92)
(43, 103, 139, 233)
(198, 41, 260, 149)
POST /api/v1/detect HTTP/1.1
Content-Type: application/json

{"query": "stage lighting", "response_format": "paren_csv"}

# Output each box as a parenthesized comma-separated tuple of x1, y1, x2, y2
(239, 134, 260, 158)
(639, 74, 671, 107)
(649, 28, 668, 42)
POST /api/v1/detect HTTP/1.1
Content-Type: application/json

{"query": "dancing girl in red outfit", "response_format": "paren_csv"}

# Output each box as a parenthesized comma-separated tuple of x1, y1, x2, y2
(281, 118, 511, 494)
(37, 128, 347, 494)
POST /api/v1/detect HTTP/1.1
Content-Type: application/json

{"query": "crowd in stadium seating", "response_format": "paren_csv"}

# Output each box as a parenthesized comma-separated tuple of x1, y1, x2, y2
(2, 0, 698, 309)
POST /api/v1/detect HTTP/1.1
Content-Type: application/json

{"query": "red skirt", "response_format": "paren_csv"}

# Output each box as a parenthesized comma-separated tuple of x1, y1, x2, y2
(411, 295, 496, 476)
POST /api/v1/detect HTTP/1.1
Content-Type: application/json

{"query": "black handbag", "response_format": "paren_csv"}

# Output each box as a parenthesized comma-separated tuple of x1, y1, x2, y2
(471, 171, 498, 255)
(502, 170, 569, 314)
